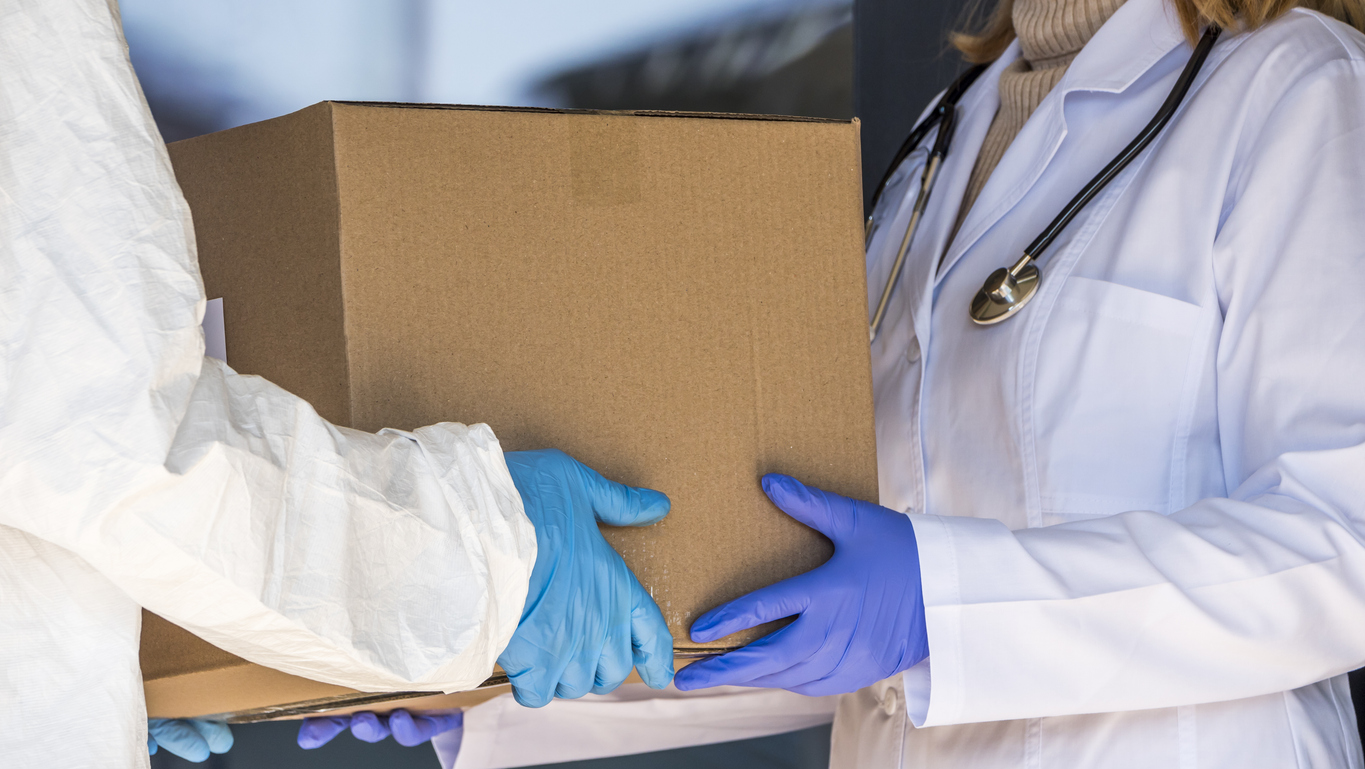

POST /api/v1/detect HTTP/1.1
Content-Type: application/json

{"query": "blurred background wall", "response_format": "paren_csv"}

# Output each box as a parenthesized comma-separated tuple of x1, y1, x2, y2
(120, 0, 970, 210)
(122, 0, 854, 140)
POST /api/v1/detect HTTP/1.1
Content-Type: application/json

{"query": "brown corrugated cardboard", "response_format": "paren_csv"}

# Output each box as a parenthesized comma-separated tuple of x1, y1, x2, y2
(146, 102, 875, 720)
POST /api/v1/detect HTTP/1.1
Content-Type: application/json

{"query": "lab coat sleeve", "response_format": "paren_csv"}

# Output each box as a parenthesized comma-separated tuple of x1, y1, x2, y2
(0, 0, 536, 693)
(905, 57, 1365, 726)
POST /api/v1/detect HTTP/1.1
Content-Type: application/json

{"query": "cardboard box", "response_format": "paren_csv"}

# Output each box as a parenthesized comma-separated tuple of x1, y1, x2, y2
(146, 102, 875, 720)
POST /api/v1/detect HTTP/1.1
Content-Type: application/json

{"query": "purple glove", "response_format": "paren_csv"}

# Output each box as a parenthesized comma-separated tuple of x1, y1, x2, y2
(673, 474, 928, 696)
(297, 709, 462, 749)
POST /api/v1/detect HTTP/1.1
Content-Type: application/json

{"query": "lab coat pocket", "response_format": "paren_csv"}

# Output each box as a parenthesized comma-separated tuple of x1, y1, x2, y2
(1033, 276, 1202, 517)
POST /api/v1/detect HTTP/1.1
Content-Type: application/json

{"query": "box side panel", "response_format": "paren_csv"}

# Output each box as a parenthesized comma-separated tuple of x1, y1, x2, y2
(143, 663, 357, 720)
(332, 106, 876, 648)
(168, 103, 352, 425)
(139, 611, 248, 681)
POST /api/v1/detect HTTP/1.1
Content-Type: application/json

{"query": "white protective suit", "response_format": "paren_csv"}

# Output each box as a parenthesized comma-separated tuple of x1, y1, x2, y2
(838, 2, 1365, 767)
(0, 1, 536, 767)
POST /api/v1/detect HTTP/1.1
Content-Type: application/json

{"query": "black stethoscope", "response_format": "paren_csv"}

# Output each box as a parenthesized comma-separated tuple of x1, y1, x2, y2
(866, 25, 1221, 340)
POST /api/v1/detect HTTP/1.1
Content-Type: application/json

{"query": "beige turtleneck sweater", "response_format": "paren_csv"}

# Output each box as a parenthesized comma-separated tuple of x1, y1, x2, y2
(956, 0, 1128, 223)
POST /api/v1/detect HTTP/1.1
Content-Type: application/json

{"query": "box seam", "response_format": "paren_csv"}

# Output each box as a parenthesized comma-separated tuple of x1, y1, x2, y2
(325, 103, 357, 427)
(330, 100, 851, 125)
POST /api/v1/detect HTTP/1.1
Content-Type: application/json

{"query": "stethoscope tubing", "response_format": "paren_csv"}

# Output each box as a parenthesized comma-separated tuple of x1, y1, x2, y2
(1021, 25, 1221, 260)
(865, 25, 1221, 335)
(865, 64, 989, 239)
(869, 154, 942, 341)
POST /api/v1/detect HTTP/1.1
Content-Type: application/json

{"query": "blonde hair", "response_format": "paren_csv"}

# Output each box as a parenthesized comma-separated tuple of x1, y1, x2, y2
(951, 0, 1365, 63)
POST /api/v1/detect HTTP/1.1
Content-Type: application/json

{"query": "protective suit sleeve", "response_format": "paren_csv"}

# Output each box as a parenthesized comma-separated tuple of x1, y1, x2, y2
(905, 57, 1365, 725)
(0, 0, 535, 693)
(130, 361, 534, 690)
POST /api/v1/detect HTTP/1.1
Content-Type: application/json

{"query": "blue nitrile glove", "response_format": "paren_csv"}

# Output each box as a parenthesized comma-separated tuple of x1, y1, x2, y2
(147, 719, 233, 762)
(498, 449, 675, 707)
(673, 474, 927, 696)
(297, 709, 462, 749)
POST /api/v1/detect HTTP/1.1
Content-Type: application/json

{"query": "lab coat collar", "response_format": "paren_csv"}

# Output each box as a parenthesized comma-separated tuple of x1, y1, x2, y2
(1054, 0, 1188, 96)
(935, 0, 1190, 284)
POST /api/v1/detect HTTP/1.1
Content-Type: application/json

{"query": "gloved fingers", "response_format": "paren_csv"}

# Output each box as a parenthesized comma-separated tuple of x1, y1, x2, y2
(688, 571, 816, 644)
(349, 711, 392, 743)
(503, 647, 564, 708)
(572, 455, 671, 527)
(628, 572, 675, 689)
(147, 733, 158, 756)
(388, 709, 464, 747)
(730, 648, 844, 692)
(556, 645, 600, 699)
(761, 474, 844, 540)
(673, 620, 818, 691)
(297, 716, 351, 749)
(146, 719, 211, 762)
(785, 676, 865, 698)
(188, 720, 234, 754)
(592, 611, 636, 695)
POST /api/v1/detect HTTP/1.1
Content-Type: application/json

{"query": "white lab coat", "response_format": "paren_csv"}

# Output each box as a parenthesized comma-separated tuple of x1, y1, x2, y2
(432, 684, 840, 769)
(0, 2, 536, 767)
(838, 1, 1365, 766)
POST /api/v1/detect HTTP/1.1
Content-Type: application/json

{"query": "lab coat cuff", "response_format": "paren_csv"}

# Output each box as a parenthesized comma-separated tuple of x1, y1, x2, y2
(905, 513, 992, 727)
(900, 656, 932, 728)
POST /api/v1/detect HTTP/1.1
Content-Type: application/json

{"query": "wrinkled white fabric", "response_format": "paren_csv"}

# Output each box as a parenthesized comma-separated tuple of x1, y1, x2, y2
(0, 1, 536, 767)
(434, 684, 839, 769)
(848, 1, 1365, 767)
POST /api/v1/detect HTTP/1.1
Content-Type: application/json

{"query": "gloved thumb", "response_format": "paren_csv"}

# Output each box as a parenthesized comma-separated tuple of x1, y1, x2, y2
(761, 474, 842, 539)
(580, 462, 671, 527)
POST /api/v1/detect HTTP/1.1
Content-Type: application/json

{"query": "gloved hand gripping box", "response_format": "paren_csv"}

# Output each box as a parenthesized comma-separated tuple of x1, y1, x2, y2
(144, 101, 876, 720)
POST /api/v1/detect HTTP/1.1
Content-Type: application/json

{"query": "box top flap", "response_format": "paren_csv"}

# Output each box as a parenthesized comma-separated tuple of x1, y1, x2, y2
(331, 100, 855, 125)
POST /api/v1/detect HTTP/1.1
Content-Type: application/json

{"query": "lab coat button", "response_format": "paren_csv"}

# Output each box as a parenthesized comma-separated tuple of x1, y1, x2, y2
(907, 337, 921, 363)
(881, 687, 901, 716)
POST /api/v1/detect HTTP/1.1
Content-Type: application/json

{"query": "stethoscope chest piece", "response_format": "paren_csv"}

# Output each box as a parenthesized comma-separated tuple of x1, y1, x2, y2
(969, 255, 1040, 325)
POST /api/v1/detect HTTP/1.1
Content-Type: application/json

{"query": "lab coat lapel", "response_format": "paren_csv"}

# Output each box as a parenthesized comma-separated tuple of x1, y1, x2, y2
(902, 53, 1011, 349)
(932, 0, 1188, 287)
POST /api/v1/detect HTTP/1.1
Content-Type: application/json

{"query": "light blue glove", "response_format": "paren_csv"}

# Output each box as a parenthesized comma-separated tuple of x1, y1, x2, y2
(498, 449, 674, 707)
(297, 709, 462, 749)
(673, 474, 927, 696)
(147, 719, 233, 762)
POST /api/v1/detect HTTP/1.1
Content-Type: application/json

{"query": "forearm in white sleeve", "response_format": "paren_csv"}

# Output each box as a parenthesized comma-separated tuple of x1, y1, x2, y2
(0, 0, 535, 693)
(119, 359, 535, 691)
(906, 59, 1365, 727)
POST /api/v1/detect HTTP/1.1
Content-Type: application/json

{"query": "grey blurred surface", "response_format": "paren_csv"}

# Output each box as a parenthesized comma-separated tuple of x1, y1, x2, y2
(150, 720, 439, 769)
(122, 0, 973, 205)
(531, 1, 853, 119)
(149, 721, 832, 769)
(853, 0, 969, 213)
